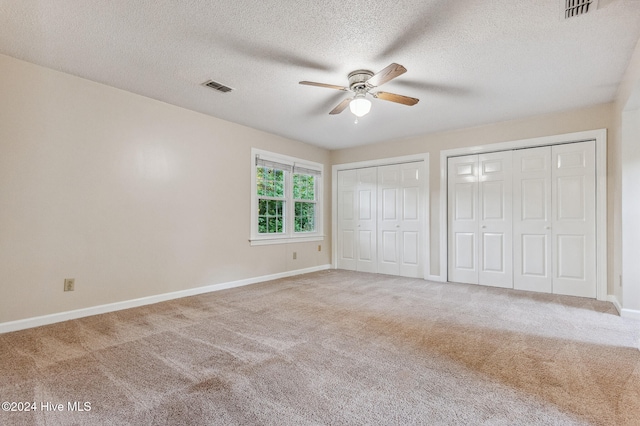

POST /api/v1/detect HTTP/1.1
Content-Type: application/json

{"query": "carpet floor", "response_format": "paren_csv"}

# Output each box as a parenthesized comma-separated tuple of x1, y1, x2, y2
(1, 270, 639, 425)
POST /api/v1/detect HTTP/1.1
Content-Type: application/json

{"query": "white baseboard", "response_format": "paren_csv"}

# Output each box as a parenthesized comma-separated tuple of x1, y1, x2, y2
(608, 295, 623, 315)
(607, 295, 640, 320)
(621, 308, 640, 320)
(0, 264, 332, 334)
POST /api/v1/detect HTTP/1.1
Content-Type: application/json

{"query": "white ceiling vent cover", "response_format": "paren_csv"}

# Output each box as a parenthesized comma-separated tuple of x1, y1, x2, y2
(202, 80, 234, 93)
(563, 0, 598, 19)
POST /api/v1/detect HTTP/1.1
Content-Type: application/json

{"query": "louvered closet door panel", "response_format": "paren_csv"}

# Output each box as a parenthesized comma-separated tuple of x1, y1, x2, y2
(448, 155, 479, 285)
(513, 146, 553, 293)
(478, 151, 513, 288)
(551, 141, 596, 298)
(337, 170, 357, 271)
(356, 167, 378, 273)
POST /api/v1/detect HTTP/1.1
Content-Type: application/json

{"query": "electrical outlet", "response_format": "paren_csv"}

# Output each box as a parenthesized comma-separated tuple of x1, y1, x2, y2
(318, 245, 322, 252)
(293, 252, 297, 260)
(64, 278, 75, 292)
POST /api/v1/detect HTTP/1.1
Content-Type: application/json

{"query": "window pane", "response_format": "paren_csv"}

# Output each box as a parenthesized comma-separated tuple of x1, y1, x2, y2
(295, 201, 315, 232)
(257, 166, 286, 197)
(266, 181, 275, 196)
(258, 199, 285, 234)
(275, 170, 285, 196)
(293, 174, 315, 201)
(275, 181, 284, 197)
(267, 218, 277, 233)
(266, 169, 274, 195)
(293, 175, 301, 199)
(306, 178, 314, 199)
(257, 167, 266, 196)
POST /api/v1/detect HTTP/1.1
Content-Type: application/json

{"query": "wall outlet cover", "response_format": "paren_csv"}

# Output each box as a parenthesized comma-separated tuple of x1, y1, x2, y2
(64, 278, 75, 292)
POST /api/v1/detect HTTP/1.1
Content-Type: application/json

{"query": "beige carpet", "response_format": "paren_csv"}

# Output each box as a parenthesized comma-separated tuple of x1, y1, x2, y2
(1, 270, 639, 425)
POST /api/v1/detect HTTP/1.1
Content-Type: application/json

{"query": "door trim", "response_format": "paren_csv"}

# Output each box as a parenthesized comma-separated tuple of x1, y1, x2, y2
(439, 129, 607, 300)
(332, 153, 430, 279)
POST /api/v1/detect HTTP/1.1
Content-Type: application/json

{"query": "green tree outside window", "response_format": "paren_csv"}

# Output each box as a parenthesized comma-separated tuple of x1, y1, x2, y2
(257, 166, 285, 234)
(293, 174, 316, 232)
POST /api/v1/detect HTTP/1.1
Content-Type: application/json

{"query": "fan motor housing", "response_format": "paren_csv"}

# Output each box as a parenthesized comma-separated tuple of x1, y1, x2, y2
(348, 70, 374, 92)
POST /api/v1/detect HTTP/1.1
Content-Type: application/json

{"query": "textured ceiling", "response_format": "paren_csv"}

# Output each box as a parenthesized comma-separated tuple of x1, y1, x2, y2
(1, 0, 640, 150)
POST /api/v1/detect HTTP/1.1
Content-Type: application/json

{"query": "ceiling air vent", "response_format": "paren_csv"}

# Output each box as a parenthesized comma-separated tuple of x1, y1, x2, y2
(563, 0, 598, 19)
(202, 80, 234, 93)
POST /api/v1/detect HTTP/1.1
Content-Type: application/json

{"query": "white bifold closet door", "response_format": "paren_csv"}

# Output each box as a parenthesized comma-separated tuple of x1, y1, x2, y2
(447, 151, 513, 287)
(337, 167, 377, 273)
(513, 146, 553, 293)
(377, 163, 422, 277)
(513, 141, 596, 297)
(337, 162, 424, 278)
(448, 140, 596, 298)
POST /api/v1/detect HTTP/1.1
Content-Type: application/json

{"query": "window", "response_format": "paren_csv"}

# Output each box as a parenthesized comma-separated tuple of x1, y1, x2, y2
(251, 149, 323, 245)
(293, 173, 316, 232)
(257, 166, 285, 234)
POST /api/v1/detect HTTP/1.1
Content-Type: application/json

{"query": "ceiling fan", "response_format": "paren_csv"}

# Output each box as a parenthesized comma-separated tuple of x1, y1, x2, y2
(299, 63, 419, 120)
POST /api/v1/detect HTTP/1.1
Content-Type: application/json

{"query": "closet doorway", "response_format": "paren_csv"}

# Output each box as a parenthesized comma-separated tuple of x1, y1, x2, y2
(333, 155, 429, 279)
(443, 131, 606, 300)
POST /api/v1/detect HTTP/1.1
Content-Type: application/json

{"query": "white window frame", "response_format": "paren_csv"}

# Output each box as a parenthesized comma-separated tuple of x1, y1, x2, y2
(250, 148, 324, 246)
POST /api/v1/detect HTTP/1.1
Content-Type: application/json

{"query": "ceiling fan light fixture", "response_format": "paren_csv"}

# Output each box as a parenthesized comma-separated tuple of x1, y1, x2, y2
(300, 63, 418, 117)
(350, 94, 371, 117)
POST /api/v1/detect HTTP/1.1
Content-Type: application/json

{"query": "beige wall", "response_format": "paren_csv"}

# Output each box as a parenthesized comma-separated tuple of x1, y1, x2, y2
(614, 37, 640, 313)
(331, 103, 615, 286)
(0, 54, 331, 323)
(3, 44, 639, 325)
